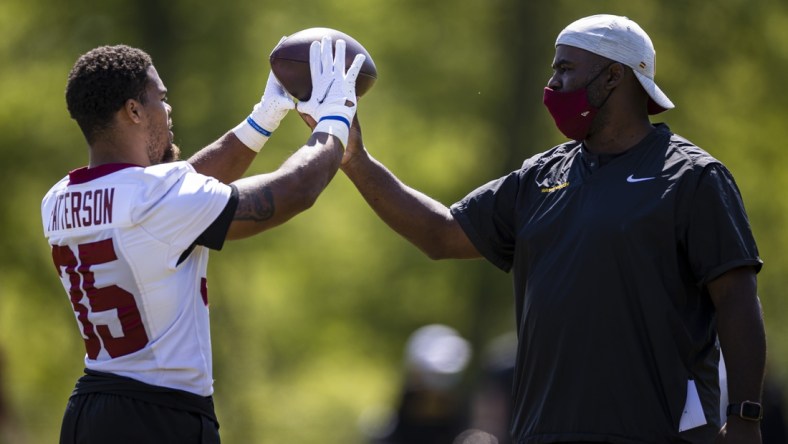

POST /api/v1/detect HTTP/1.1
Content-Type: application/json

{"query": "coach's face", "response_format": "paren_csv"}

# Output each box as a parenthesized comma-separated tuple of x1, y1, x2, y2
(142, 66, 180, 164)
(547, 45, 611, 107)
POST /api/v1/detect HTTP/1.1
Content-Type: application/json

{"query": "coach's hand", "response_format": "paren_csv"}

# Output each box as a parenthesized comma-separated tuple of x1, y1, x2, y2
(715, 418, 761, 444)
(340, 115, 365, 166)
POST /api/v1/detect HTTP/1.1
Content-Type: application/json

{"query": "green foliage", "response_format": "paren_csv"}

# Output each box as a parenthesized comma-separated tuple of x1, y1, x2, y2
(2, 0, 787, 442)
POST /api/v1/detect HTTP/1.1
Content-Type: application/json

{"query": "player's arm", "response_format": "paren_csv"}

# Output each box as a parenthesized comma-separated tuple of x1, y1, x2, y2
(189, 68, 296, 184)
(187, 132, 257, 185)
(708, 266, 765, 442)
(225, 132, 342, 239)
(340, 117, 480, 260)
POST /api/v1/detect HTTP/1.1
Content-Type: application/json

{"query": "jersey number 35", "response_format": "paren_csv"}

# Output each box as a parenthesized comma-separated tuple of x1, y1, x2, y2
(51, 239, 149, 359)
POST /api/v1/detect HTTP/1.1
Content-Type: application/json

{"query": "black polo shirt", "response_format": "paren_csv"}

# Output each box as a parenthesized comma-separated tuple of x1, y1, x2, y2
(451, 124, 762, 443)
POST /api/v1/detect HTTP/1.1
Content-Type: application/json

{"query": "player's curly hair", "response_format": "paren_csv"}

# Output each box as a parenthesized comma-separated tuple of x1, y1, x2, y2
(65, 45, 153, 143)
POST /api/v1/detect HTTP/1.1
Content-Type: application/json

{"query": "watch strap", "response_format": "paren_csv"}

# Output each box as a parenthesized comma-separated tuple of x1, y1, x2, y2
(726, 401, 763, 421)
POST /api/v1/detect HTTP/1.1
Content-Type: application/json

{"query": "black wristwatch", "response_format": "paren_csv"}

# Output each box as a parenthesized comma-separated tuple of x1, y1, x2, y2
(726, 401, 763, 421)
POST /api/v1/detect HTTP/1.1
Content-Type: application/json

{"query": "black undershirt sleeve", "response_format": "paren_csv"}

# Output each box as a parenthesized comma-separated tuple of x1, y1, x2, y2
(177, 184, 239, 265)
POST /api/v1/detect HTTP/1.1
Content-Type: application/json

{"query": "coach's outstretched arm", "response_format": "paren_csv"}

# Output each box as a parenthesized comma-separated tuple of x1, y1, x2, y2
(340, 117, 481, 260)
(226, 37, 365, 240)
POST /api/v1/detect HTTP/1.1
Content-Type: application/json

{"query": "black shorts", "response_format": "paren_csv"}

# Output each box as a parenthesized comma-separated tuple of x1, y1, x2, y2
(59, 369, 220, 444)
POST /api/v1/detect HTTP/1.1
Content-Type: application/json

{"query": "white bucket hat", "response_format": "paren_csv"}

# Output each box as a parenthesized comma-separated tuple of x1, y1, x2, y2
(556, 14, 674, 114)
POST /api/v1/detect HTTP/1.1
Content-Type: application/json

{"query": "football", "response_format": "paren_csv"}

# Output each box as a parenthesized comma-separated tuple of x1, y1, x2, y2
(269, 27, 378, 101)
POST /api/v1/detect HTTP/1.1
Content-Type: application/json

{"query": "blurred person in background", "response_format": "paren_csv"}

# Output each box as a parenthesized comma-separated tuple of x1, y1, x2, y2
(362, 324, 472, 444)
(467, 333, 517, 444)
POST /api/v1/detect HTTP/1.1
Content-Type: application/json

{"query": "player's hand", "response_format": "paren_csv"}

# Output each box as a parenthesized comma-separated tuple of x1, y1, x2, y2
(297, 36, 365, 147)
(297, 110, 317, 130)
(255, 70, 297, 132)
(296, 109, 362, 166)
(232, 69, 295, 152)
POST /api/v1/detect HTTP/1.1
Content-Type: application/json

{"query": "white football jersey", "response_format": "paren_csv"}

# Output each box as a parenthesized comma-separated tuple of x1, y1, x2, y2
(42, 161, 233, 396)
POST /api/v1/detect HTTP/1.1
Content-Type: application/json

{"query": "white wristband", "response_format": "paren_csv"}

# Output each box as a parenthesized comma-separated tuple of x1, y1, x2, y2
(232, 116, 272, 153)
(313, 116, 350, 148)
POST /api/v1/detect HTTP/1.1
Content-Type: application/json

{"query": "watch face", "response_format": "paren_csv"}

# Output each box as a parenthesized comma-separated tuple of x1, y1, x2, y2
(741, 401, 763, 420)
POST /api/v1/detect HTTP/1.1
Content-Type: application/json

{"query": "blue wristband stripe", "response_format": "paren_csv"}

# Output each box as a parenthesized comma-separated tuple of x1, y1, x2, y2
(246, 116, 272, 137)
(318, 115, 351, 128)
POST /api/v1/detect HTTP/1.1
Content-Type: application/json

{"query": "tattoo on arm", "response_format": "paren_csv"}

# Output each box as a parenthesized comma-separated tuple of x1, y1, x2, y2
(235, 186, 275, 222)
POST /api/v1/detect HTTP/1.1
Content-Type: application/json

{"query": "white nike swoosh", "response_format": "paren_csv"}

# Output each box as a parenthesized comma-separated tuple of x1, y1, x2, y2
(626, 174, 656, 183)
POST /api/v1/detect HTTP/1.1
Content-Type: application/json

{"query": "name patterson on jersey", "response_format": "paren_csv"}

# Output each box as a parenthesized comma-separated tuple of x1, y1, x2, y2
(47, 187, 115, 232)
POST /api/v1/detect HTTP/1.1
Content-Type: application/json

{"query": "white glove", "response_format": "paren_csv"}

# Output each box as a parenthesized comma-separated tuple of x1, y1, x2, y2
(297, 36, 365, 147)
(233, 70, 295, 152)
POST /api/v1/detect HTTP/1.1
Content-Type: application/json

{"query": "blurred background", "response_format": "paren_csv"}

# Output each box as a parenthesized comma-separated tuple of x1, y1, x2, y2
(1, 0, 787, 442)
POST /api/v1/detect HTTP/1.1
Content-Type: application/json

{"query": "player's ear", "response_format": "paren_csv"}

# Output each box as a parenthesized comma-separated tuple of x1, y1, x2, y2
(123, 98, 144, 124)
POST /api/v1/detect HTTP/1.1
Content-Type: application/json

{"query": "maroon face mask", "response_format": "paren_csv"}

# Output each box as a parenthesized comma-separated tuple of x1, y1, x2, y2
(542, 64, 614, 141)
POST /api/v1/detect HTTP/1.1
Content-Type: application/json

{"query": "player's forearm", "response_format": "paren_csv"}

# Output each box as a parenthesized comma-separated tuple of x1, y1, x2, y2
(226, 132, 343, 239)
(188, 132, 257, 184)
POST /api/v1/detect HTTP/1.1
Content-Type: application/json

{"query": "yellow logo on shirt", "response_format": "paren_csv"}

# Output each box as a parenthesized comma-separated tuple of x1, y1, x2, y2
(541, 182, 569, 193)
